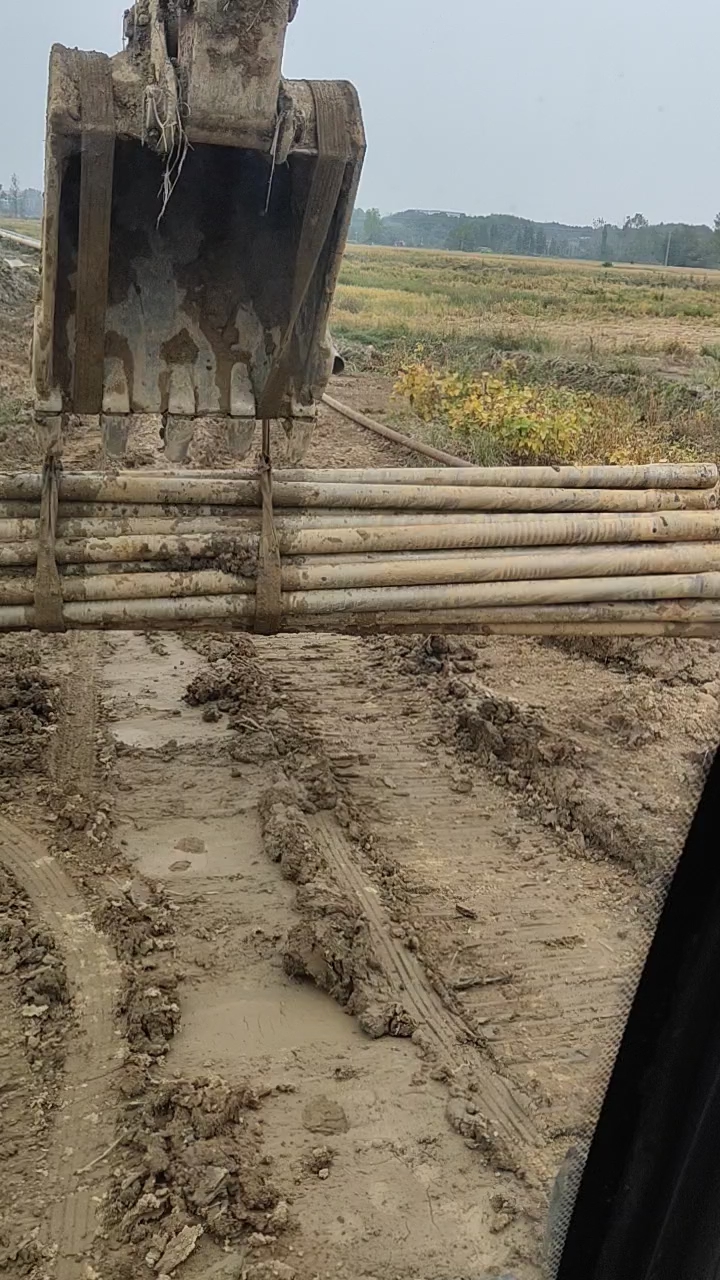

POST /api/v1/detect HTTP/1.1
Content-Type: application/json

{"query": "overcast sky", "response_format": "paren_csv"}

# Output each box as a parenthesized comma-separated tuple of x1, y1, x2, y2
(2, 0, 719, 226)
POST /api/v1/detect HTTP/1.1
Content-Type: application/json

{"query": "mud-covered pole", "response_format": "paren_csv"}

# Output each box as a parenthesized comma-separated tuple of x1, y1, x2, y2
(0, 475, 714, 513)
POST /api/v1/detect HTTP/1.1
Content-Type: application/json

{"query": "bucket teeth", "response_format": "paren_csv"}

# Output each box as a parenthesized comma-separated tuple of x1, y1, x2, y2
(163, 417, 197, 464)
(230, 364, 256, 420)
(226, 421, 256, 461)
(103, 358, 131, 416)
(168, 367, 197, 418)
(282, 418, 315, 466)
(101, 415, 132, 459)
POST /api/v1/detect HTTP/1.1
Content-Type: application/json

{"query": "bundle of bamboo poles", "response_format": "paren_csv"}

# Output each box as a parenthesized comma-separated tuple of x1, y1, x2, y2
(3, 462, 720, 636)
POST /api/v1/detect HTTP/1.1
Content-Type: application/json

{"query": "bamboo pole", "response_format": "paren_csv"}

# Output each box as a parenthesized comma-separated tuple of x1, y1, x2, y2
(0, 571, 254, 606)
(232, 482, 716, 513)
(0, 503, 263, 522)
(280, 511, 720, 557)
(2, 596, 720, 636)
(0, 598, 256, 630)
(65, 570, 253, 603)
(0, 475, 259, 506)
(289, 600, 720, 627)
(12, 511, 545, 540)
(0, 473, 712, 513)
(282, 572, 720, 616)
(0, 533, 258, 568)
(0, 507, 571, 528)
(5, 505, 720, 535)
(281, 542, 720, 592)
(283, 600, 720, 636)
(1, 507, 657, 532)
(277, 463, 720, 490)
(169, 463, 719, 491)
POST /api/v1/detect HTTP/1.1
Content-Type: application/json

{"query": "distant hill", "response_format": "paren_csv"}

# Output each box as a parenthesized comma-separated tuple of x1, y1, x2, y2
(349, 207, 720, 270)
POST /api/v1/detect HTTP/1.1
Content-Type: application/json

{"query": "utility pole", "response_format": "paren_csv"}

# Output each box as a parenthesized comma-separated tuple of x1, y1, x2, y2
(665, 228, 673, 268)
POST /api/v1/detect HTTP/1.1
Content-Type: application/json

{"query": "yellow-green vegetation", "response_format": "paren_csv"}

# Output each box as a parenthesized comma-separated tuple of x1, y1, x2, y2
(394, 359, 701, 467)
(335, 245, 720, 358)
(0, 218, 42, 240)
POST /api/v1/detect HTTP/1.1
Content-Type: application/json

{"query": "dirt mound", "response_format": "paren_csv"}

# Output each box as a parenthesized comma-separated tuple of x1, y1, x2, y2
(260, 785, 324, 883)
(187, 641, 414, 1042)
(97, 877, 180, 1059)
(284, 883, 413, 1040)
(0, 668, 56, 785)
(111, 1078, 285, 1268)
(262, 778, 413, 1039)
(97, 876, 176, 963)
(457, 689, 572, 773)
(0, 865, 69, 1078)
(456, 680, 662, 867)
(547, 634, 720, 687)
(185, 638, 272, 716)
(384, 634, 685, 871)
(0, 259, 36, 309)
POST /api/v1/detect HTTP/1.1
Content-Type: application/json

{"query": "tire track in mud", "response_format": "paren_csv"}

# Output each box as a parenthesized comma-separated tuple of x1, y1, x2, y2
(52, 633, 101, 799)
(258, 635, 549, 1179)
(0, 630, 121, 1279)
(0, 818, 122, 1278)
(311, 814, 541, 1165)
(258, 633, 646, 1185)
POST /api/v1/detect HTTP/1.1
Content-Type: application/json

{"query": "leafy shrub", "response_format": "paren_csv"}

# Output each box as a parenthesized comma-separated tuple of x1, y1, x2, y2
(395, 360, 586, 462)
(394, 358, 699, 465)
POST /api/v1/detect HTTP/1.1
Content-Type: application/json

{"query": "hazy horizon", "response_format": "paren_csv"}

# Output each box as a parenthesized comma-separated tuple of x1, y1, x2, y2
(2, 0, 719, 227)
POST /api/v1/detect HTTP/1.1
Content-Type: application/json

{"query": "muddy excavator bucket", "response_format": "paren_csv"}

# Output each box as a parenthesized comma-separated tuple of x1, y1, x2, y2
(32, 0, 364, 462)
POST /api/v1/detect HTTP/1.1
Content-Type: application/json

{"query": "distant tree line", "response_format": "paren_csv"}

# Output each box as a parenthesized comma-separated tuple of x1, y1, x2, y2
(350, 207, 720, 269)
(0, 177, 43, 220)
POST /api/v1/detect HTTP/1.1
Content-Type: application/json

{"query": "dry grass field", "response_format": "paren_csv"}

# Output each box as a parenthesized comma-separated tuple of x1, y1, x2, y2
(0, 217, 42, 240)
(336, 244, 720, 361)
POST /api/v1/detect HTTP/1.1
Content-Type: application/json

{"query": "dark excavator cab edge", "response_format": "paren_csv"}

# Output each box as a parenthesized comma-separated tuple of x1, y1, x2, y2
(548, 746, 720, 1279)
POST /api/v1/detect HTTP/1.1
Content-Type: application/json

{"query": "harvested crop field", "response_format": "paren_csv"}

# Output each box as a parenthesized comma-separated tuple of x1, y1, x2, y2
(337, 244, 720, 359)
(0, 243, 718, 1280)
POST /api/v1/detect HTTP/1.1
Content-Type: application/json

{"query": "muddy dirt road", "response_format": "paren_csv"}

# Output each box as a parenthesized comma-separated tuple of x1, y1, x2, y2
(0, 271, 718, 1279)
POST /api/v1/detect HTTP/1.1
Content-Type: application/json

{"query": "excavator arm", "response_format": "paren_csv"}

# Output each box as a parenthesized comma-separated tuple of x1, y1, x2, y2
(33, 0, 364, 461)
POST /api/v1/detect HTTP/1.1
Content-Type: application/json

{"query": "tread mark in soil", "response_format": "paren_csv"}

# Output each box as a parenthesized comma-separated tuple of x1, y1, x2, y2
(0, 816, 122, 1279)
(313, 813, 541, 1166)
(53, 633, 101, 799)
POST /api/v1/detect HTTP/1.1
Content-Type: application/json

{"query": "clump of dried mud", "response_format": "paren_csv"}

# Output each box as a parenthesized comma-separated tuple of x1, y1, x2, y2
(185, 637, 413, 1040)
(453, 687, 655, 864)
(185, 636, 264, 704)
(261, 778, 414, 1039)
(97, 876, 180, 1059)
(0, 664, 56, 790)
(0, 259, 36, 309)
(0, 865, 69, 1078)
(185, 637, 297, 758)
(109, 1077, 287, 1273)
